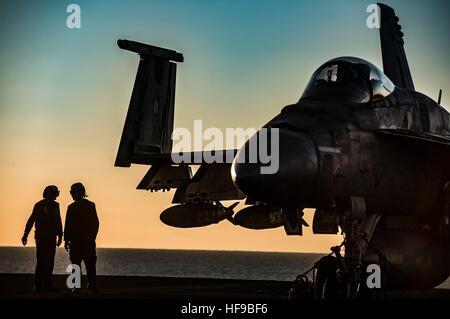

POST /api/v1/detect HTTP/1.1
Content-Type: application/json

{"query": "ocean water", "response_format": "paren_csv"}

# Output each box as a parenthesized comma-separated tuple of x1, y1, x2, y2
(1, 247, 449, 288)
(0, 247, 322, 281)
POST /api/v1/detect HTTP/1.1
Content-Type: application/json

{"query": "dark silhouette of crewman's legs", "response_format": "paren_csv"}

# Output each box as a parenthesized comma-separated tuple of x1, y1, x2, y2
(84, 241, 97, 288)
(35, 236, 56, 290)
(69, 239, 98, 291)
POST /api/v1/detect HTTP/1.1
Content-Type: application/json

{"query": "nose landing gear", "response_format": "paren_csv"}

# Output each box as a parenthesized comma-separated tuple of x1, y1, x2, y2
(289, 197, 381, 299)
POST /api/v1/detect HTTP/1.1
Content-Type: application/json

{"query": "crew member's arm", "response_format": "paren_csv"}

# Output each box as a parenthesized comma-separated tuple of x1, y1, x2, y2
(64, 206, 72, 251)
(22, 204, 38, 246)
(56, 204, 63, 247)
(91, 203, 100, 240)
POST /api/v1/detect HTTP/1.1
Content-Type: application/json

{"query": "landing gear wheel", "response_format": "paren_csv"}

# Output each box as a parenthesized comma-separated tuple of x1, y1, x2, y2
(314, 256, 340, 299)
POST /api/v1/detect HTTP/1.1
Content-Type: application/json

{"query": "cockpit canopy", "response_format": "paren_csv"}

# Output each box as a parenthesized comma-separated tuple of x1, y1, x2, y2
(301, 57, 395, 103)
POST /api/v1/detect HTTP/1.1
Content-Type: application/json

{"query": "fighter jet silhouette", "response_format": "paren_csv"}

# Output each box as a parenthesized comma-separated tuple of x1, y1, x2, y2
(114, 3, 450, 297)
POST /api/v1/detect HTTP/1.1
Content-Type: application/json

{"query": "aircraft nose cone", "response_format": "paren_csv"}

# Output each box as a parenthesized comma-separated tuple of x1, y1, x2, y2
(232, 128, 318, 207)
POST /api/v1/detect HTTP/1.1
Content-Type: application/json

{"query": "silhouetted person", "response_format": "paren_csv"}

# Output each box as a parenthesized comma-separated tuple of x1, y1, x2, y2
(64, 183, 99, 293)
(22, 185, 62, 292)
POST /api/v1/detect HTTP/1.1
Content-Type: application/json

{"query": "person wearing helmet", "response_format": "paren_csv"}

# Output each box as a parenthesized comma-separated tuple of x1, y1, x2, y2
(64, 182, 100, 293)
(22, 185, 63, 292)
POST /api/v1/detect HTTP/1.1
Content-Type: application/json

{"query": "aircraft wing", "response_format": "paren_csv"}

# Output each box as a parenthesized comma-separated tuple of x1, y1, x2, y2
(114, 40, 180, 168)
(378, 3, 415, 90)
(114, 39, 237, 166)
(136, 161, 245, 202)
(172, 163, 245, 203)
(114, 39, 244, 201)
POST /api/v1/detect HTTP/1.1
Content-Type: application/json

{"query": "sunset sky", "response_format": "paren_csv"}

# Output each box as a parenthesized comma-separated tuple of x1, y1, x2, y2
(0, 0, 448, 252)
